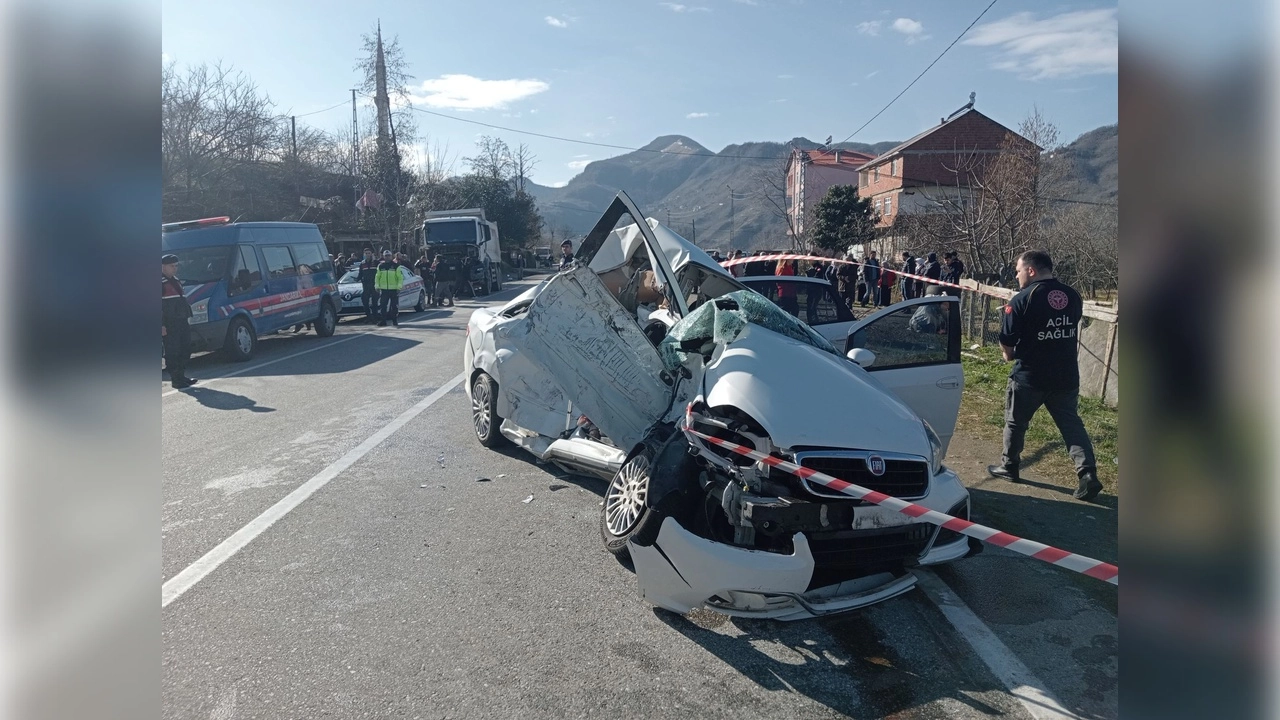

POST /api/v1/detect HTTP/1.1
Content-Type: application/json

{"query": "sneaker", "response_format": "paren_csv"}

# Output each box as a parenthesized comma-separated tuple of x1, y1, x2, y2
(1074, 471, 1103, 501)
(392, 320, 399, 327)
(987, 463, 1019, 481)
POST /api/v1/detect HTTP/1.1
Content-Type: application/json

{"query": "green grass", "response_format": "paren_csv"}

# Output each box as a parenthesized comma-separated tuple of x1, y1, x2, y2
(960, 345, 1119, 494)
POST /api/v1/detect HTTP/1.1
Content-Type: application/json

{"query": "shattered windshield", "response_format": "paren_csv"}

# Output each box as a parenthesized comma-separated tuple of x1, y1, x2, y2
(658, 289, 839, 370)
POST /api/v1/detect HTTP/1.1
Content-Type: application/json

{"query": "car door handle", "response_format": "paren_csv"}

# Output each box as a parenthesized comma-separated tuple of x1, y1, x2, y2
(937, 377, 962, 389)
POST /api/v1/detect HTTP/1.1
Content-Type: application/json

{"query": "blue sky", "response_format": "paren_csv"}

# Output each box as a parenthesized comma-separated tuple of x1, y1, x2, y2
(162, 0, 1117, 188)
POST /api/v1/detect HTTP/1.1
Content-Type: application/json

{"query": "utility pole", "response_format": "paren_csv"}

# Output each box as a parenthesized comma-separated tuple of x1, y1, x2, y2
(666, 208, 671, 225)
(351, 89, 360, 206)
(290, 116, 297, 160)
(726, 185, 735, 246)
(691, 218, 696, 243)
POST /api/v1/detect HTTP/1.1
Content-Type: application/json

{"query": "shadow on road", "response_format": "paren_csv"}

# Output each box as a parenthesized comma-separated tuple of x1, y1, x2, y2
(652, 598, 1009, 718)
(180, 386, 275, 413)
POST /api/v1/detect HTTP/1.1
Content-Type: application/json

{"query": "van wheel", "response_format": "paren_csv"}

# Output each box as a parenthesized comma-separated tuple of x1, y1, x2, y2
(224, 318, 256, 362)
(314, 301, 337, 337)
(415, 290, 426, 312)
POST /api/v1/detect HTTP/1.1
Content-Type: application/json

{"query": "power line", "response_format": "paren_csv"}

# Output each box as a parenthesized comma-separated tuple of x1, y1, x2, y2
(837, 0, 999, 145)
(292, 99, 352, 118)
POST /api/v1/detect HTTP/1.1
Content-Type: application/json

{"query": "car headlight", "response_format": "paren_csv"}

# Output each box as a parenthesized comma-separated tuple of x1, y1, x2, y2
(922, 420, 943, 475)
(188, 298, 209, 325)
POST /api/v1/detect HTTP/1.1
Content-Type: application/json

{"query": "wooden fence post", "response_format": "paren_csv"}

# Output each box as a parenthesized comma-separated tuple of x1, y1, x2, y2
(978, 295, 990, 347)
(1100, 320, 1118, 403)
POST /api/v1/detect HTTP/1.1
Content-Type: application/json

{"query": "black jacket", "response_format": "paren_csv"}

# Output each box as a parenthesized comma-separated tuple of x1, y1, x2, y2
(358, 259, 379, 289)
(162, 276, 192, 327)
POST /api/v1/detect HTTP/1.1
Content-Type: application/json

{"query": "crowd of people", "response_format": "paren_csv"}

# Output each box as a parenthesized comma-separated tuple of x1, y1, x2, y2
(331, 247, 470, 327)
(715, 247, 968, 311)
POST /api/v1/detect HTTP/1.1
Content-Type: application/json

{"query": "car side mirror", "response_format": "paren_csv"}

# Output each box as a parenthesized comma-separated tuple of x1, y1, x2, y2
(847, 348, 876, 368)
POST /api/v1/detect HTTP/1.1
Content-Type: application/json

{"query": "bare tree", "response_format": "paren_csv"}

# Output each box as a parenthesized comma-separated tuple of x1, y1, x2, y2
(751, 151, 807, 252)
(511, 143, 538, 193)
(466, 136, 515, 181)
(904, 107, 1059, 284)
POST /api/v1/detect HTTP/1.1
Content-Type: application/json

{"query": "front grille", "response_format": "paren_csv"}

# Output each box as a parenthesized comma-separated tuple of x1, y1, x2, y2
(804, 524, 932, 590)
(786, 454, 929, 501)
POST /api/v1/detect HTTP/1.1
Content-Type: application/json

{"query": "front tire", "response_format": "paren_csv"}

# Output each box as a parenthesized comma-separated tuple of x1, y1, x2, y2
(415, 290, 426, 312)
(601, 445, 664, 559)
(223, 317, 256, 362)
(470, 373, 506, 448)
(314, 301, 337, 337)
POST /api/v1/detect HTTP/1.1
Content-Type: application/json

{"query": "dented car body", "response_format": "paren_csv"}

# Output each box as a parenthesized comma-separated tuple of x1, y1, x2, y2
(464, 193, 976, 620)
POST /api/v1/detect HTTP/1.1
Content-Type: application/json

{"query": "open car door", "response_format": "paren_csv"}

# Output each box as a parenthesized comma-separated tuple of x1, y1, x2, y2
(492, 193, 686, 453)
(845, 296, 963, 454)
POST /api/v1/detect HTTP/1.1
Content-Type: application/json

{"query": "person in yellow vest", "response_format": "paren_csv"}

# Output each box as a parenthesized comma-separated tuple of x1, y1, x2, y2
(374, 250, 404, 327)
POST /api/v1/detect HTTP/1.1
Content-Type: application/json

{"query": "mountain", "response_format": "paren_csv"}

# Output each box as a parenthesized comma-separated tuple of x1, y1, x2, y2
(531, 126, 1117, 251)
(1041, 124, 1118, 204)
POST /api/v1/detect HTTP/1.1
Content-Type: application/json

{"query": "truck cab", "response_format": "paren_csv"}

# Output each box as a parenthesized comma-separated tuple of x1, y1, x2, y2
(420, 209, 503, 295)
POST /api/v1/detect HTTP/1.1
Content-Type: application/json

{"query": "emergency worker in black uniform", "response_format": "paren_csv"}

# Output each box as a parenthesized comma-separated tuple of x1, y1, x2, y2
(559, 240, 575, 270)
(161, 254, 198, 389)
(988, 250, 1101, 500)
(357, 248, 380, 321)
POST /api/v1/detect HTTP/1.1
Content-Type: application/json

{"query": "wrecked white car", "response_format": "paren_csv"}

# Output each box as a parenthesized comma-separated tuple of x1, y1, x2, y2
(464, 193, 978, 620)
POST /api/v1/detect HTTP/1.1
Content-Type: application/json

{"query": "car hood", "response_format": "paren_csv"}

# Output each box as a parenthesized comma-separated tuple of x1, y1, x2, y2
(701, 323, 932, 457)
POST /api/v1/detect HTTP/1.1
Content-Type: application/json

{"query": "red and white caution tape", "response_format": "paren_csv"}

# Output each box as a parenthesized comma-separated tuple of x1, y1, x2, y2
(680, 410, 1118, 586)
(719, 252, 1009, 299)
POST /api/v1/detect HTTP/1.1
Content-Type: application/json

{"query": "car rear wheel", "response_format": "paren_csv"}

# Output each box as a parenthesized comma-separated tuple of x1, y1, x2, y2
(601, 446, 664, 560)
(314, 301, 337, 337)
(415, 290, 426, 312)
(223, 317, 256, 362)
(471, 373, 506, 448)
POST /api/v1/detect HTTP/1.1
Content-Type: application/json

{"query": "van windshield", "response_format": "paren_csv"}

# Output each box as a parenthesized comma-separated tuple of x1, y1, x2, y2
(171, 246, 233, 285)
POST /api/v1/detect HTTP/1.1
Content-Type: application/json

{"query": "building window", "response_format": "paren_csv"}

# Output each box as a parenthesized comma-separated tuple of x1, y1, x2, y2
(885, 196, 892, 215)
(891, 159, 898, 176)
(860, 172, 867, 187)
(873, 166, 879, 182)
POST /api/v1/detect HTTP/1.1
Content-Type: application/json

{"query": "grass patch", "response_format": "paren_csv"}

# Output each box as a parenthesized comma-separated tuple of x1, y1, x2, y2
(960, 345, 1119, 495)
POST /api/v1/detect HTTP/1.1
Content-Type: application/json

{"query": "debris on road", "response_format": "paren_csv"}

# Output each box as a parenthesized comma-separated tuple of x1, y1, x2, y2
(419, 484, 428, 488)
(497, 474, 507, 479)
(476, 477, 492, 482)
(436, 452, 446, 468)
(549, 484, 568, 492)
(522, 494, 534, 503)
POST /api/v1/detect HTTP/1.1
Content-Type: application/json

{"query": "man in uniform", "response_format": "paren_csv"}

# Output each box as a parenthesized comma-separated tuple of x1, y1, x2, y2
(357, 248, 380, 322)
(988, 250, 1102, 501)
(162, 254, 198, 389)
(900, 251, 917, 300)
(559, 240, 575, 270)
(374, 250, 404, 327)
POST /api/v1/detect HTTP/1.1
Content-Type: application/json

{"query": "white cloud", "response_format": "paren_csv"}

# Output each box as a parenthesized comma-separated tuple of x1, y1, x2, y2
(574, 154, 590, 158)
(567, 159, 591, 169)
(865, 70, 880, 79)
(892, 17, 931, 43)
(661, 2, 711, 12)
(856, 21, 880, 36)
(162, 52, 171, 64)
(686, 112, 710, 119)
(777, 73, 794, 79)
(547, 180, 569, 188)
(771, 98, 787, 103)
(408, 74, 549, 111)
(963, 9, 1117, 80)
(545, 15, 568, 28)
(732, 0, 760, 4)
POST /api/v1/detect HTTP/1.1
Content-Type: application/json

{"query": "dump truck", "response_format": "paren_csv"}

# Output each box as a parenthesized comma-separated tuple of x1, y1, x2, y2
(420, 208, 503, 295)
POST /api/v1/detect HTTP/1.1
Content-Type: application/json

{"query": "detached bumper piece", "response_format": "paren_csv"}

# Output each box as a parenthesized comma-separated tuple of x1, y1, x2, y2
(630, 517, 919, 621)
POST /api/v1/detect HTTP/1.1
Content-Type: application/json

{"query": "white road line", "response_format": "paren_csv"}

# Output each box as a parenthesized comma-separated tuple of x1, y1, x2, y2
(161, 372, 466, 607)
(914, 570, 1082, 720)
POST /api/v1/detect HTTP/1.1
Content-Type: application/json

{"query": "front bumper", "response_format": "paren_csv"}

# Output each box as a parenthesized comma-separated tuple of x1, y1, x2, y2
(628, 468, 972, 621)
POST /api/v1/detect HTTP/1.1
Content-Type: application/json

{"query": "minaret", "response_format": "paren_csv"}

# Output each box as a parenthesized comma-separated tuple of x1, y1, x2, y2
(374, 21, 391, 142)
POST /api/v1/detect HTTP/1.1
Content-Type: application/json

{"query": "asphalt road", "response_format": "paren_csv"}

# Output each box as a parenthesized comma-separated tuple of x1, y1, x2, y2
(162, 278, 1117, 720)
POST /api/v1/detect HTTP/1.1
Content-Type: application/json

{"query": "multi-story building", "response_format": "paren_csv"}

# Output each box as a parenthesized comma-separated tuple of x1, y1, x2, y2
(856, 108, 1038, 229)
(784, 147, 876, 239)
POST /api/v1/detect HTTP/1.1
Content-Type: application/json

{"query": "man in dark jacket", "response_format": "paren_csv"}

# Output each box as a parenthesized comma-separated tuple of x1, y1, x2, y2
(942, 251, 966, 297)
(987, 250, 1101, 501)
(162, 254, 198, 389)
(920, 252, 942, 295)
(414, 253, 434, 306)
(901, 252, 917, 300)
(559, 240, 575, 270)
(357, 248, 380, 321)
(836, 259, 858, 309)
(859, 250, 881, 307)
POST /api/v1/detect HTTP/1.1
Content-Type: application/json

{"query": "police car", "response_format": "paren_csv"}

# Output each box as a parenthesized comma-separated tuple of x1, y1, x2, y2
(336, 265, 427, 315)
